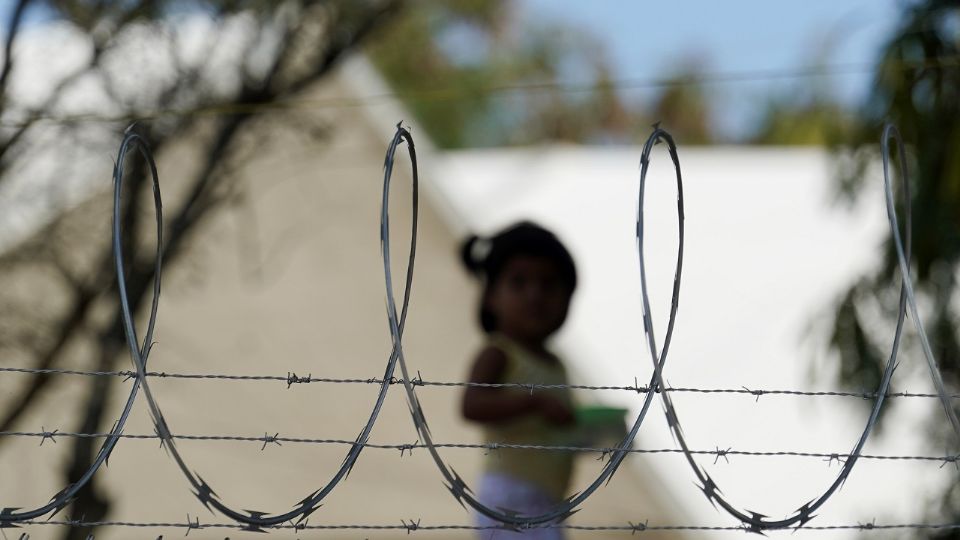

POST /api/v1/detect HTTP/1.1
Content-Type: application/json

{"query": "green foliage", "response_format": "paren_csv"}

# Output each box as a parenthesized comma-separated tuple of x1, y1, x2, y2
(365, 1, 717, 147)
(750, 99, 855, 145)
(825, 1, 960, 535)
(641, 57, 714, 145)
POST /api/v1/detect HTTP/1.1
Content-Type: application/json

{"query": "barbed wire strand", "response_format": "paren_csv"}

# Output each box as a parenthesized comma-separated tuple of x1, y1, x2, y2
(9, 518, 960, 534)
(2, 55, 959, 128)
(1, 430, 957, 466)
(1, 365, 956, 400)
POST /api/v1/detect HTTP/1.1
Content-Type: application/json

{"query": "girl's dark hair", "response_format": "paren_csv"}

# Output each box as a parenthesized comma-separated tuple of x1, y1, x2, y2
(460, 221, 577, 333)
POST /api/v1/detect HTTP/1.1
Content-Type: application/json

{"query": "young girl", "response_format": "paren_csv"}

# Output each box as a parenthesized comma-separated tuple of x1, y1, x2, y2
(460, 222, 578, 539)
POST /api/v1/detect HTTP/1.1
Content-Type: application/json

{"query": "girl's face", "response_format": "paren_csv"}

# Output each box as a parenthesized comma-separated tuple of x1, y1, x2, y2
(485, 255, 571, 344)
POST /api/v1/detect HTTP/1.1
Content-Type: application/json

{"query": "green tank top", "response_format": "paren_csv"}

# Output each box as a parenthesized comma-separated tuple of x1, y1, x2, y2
(481, 334, 575, 501)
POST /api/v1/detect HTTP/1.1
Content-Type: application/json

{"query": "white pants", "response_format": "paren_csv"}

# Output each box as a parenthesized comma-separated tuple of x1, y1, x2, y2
(473, 472, 565, 540)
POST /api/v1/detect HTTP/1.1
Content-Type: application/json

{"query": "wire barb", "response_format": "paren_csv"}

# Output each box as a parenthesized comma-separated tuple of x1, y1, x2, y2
(285, 372, 311, 388)
(401, 518, 421, 534)
(398, 440, 418, 458)
(38, 428, 58, 447)
(259, 433, 281, 451)
(712, 446, 731, 465)
(3, 365, 958, 399)
(183, 514, 200, 536)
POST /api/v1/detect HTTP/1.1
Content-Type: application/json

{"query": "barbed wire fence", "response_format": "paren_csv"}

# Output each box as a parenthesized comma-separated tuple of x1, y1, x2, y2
(627, 124, 960, 533)
(0, 121, 957, 536)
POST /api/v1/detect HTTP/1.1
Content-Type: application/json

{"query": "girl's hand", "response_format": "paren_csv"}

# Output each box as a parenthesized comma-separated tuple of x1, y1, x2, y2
(533, 394, 575, 425)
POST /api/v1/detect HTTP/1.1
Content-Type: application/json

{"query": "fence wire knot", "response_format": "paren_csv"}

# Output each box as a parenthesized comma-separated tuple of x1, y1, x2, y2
(741, 386, 764, 402)
(260, 432, 283, 452)
(628, 520, 649, 534)
(398, 440, 418, 457)
(824, 453, 846, 467)
(939, 454, 959, 469)
(713, 446, 732, 464)
(401, 518, 421, 534)
(184, 514, 200, 536)
(260, 432, 281, 451)
(286, 372, 312, 388)
(39, 428, 58, 447)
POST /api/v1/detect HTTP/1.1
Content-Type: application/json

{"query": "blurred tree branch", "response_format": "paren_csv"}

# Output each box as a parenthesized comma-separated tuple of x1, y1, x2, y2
(366, 0, 718, 146)
(0, 0, 34, 103)
(0, 2, 402, 538)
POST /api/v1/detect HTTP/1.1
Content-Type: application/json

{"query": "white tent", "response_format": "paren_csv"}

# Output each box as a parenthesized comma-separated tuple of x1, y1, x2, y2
(421, 139, 954, 537)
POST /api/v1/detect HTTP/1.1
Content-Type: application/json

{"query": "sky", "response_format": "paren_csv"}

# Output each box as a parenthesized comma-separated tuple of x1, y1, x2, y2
(4, 0, 909, 141)
(517, 0, 906, 138)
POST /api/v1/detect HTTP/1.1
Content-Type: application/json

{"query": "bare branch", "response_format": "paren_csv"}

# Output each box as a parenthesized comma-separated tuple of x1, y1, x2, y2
(0, 0, 34, 107)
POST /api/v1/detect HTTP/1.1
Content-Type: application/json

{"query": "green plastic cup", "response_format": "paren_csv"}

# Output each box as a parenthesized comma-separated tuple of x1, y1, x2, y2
(576, 405, 628, 426)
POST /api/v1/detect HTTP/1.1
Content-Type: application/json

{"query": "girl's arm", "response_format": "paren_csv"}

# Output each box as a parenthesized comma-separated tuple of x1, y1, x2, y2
(461, 346, 573, 425)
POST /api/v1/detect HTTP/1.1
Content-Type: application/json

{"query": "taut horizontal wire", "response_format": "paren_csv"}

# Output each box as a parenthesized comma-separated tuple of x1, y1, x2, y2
(1, 365, 956, 399)
(14, 518, 960, 533)
(1, 55, 959, 127)
(1, 429, 956, 465)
